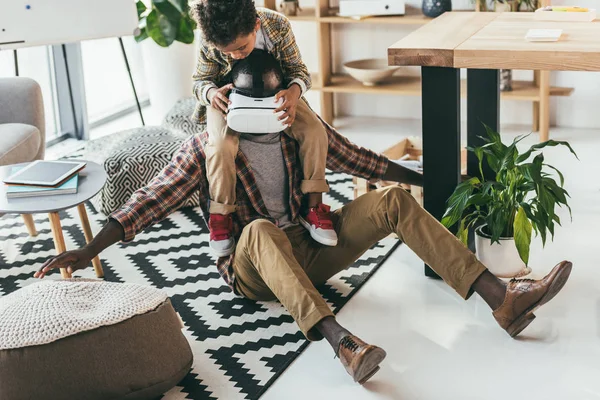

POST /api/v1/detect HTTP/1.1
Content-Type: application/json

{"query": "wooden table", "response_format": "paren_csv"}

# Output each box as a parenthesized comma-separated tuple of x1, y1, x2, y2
(0, 160, 107, 279)
(388, 12, 600, 277)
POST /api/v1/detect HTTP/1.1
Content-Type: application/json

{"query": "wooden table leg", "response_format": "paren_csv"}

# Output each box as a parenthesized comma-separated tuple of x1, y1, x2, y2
(539, 70, 551, 142)
(21, 214, 38, 237)
(48, 212, 71, 279)
(77, 203, 104, 278)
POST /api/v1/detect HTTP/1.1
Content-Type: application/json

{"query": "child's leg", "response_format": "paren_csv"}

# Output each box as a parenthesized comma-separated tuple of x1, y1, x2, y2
(284, 99, 329, 208)
(286, 99, 338, 247)
(205, 106, 239, 215)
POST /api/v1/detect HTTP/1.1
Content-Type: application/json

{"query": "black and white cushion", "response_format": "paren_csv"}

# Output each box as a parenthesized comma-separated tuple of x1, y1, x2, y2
(84, 126, 200, 215)
(163, 97, 205, 137)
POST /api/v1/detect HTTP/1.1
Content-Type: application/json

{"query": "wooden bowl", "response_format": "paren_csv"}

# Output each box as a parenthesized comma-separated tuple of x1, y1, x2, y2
(343, 58, 400, 86)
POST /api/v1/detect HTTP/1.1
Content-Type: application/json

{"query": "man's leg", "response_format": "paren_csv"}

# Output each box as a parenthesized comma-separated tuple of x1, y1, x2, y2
(301, 186, 572, 337)
(205, 105, 239, 215)
(232, 219, 335, 341)
(232, 219, 385, 384)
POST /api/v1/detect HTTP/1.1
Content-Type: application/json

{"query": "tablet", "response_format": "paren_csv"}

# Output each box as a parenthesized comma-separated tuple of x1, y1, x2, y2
(3, 160, 86, 187)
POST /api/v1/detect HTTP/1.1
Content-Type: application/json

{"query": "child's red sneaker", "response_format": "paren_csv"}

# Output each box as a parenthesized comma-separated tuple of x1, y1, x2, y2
(209, 213, 235, 257)
(299, 203, 338, 246)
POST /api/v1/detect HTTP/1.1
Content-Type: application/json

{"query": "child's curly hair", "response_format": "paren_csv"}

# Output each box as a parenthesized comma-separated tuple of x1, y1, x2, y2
(191, 0, 258, 47)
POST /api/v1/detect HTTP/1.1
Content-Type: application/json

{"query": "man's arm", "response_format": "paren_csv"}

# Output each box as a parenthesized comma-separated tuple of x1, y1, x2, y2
(35, 137, 206, 277)
(34, 219, 124, 278)
(323, 120, 423, 186)
(381, 160, 423, 187)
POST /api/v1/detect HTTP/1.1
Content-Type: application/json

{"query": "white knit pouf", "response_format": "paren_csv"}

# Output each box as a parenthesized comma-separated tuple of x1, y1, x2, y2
(0, 279, 193, 400)
(0, 279, 168, 350)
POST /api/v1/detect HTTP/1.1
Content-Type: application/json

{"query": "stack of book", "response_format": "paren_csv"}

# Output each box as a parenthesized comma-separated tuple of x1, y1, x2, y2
(3, 161, 85, 199)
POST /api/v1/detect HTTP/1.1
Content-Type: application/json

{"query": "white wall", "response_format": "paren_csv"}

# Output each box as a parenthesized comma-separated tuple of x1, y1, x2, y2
(284, 0, 600, 129)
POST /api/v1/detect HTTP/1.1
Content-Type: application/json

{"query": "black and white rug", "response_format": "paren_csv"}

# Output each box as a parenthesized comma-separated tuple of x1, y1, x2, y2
(0, 172, 399, 399)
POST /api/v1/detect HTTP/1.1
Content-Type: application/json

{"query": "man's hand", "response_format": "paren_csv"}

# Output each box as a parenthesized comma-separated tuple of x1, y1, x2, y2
(208, 83, 234, 115)
(274, 84, 302, 127)
(34, 248, 95, 279)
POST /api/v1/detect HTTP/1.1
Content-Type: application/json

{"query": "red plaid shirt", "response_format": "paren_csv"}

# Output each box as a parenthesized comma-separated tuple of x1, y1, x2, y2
(110, 122, 388, 292)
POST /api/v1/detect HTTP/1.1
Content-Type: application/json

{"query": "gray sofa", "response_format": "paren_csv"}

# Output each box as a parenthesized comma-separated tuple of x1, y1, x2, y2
(0, 77, 46, 235)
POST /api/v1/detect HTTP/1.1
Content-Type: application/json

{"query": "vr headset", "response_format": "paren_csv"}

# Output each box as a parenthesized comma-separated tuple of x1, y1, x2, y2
(226, 50, 289, 134)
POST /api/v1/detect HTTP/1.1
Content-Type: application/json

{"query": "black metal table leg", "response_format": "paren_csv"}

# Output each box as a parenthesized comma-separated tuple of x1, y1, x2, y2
(467, 69, 499, 180)
(421, 66, 461, 278)
(466, 69, 500, 252)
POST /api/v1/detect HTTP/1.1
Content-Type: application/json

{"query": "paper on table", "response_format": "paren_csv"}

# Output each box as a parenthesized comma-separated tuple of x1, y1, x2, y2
(525, 29, 563, 42)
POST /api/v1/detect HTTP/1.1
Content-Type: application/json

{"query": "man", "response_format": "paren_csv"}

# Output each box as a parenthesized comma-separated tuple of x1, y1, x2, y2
(35, 56, 572, 385)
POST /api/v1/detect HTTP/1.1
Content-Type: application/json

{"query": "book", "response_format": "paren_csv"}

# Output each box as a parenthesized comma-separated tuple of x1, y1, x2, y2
(5, 167, 79, 199)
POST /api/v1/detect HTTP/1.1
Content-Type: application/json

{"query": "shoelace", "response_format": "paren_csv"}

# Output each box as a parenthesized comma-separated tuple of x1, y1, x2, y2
(314, 204, 334, 229)
(335, 336, 359, 358)
(510, 278, 535, 284)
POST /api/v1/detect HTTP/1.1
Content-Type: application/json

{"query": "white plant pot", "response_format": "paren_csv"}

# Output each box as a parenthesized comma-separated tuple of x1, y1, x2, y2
(475, 225, 529, 278)
(141, 39, 197, 123)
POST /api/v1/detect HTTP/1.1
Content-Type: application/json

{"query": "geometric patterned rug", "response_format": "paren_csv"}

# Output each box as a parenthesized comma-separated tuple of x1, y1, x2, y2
(0, 172, 400, 399)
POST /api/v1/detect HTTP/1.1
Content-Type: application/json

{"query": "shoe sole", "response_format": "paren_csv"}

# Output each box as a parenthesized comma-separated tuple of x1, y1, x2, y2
(299, 217, 338, 246)
(506, 261, 573, 338)
(210, 238, 236, 258)
(354, 347, 387, 385)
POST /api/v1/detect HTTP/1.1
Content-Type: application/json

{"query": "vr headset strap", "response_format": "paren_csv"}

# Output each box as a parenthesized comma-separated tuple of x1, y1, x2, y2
(250, 53, 265, 98)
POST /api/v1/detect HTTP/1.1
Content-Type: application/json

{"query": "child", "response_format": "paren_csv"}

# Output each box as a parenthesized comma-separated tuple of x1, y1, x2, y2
(190, 0, 338, 256)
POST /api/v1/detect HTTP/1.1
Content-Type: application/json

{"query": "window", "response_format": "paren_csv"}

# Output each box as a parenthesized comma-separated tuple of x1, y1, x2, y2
(0, 46, 61, 140)
(80, 36, 149, 127)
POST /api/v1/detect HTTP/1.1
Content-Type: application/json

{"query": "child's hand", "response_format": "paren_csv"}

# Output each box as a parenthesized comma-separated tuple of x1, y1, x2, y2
(208, 84, 233, 116)
(274, 84, 302, 127)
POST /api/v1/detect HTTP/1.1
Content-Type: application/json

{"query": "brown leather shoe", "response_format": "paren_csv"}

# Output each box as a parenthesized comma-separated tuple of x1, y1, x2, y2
(337, 335, 387, 385)
(493, 261, 573, 338)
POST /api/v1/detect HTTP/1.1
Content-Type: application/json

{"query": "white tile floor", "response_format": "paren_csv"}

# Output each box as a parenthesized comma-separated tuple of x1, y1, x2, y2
(262, 122, 600, 400)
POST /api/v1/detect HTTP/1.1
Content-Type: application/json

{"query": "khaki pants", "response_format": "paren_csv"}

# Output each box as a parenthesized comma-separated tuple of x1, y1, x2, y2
(205, 99, 329, 215)
(232, 186, 488, 341)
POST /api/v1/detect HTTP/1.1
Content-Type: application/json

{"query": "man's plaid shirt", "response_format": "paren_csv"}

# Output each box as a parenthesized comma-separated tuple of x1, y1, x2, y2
(109, 122, 389, 293)
(191, 7, 311, 124)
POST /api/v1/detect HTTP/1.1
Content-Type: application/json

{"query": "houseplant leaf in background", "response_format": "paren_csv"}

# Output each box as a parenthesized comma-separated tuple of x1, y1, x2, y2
(146, 8, 177, 47)
(176, 15, 196, 44)
(135, 0, 196, 47)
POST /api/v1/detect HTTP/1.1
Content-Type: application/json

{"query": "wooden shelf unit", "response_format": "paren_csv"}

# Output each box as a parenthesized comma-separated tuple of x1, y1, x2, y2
(264, 0, 572, 136)
(314, 73, 573, 100)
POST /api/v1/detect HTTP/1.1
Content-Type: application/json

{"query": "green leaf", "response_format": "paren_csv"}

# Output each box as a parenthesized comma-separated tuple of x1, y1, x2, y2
(536, 183, 555, 215)
(136, 0, 147, 18)
(543, 177, 567, 204)
(146, 9, 177, 47)
(516, 139, 579, 163)
(172, 0, 189, 12)
(544, 164, 565, 186)
(513, 206, 532, 265)
(457, 218, 469, 245)
(441, 177, 480, 228)
(134, 26, 149, 42)
(175, 15, 195, 43)
(153, 0, 183, 22)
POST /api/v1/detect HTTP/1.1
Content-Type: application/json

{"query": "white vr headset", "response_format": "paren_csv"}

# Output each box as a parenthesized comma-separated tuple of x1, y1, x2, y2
(227, 89, 288, 134)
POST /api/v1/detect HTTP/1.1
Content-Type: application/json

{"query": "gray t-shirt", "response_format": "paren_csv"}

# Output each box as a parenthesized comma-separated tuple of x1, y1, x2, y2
(238, 132, 295, 229)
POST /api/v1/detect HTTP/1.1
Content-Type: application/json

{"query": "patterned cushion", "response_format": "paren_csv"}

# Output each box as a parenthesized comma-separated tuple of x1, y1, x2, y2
(163, 97, 206, 137)
(84, 126, 200, 215)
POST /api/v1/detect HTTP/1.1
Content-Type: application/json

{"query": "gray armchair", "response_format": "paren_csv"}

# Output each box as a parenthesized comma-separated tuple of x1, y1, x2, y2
(0, 77, 46, 236)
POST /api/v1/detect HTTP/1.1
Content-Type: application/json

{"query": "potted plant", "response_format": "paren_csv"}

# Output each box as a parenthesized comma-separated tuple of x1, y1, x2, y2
(134, 0, 198, 121)
(441, 126, 577, 278)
